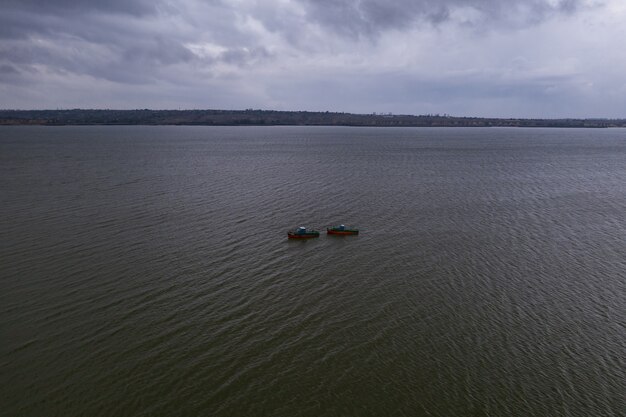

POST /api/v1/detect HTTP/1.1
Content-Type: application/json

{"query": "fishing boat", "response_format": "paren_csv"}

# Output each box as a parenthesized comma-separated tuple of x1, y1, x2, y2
(327, 224, 359, 235)
(287, 226, 320, 239)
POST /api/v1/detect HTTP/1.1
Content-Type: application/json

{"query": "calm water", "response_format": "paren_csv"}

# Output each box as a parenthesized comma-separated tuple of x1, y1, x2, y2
(1, 126, 625, 416)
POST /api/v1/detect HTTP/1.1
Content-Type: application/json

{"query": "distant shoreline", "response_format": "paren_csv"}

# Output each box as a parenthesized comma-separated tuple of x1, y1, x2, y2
(1, 109, 624, 128)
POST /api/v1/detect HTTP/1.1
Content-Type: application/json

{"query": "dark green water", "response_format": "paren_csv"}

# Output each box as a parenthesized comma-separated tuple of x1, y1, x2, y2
(1, 126, 625, 416)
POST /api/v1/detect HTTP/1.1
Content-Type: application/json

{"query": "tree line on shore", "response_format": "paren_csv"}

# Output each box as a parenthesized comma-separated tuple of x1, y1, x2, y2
(1, 109, 623, 128)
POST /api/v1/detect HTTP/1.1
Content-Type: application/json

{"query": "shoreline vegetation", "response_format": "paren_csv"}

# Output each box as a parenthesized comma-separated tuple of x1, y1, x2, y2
(1, 109, 625, 128)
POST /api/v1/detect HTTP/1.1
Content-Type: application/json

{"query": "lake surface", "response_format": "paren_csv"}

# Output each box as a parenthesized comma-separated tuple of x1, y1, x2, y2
(1, 126, 625, 416)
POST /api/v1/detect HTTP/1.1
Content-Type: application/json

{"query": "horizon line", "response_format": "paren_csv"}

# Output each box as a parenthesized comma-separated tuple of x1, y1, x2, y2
(0, 108, 624, 121)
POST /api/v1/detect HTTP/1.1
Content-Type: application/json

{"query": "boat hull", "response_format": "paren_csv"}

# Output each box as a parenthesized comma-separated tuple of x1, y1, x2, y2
(327, 229, 359, 235)
(287, 232, 320, 239)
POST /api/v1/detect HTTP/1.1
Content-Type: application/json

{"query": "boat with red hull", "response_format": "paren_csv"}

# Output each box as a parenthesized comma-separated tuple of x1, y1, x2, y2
(287, 227, 320, 239)
(327, 224, 359, 235)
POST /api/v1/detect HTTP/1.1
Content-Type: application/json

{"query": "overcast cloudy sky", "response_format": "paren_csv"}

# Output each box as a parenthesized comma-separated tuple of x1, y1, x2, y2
(1, 0, 624, 117)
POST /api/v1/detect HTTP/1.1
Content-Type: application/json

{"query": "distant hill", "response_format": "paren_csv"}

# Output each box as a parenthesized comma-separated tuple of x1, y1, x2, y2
(0, 109, 623, 128)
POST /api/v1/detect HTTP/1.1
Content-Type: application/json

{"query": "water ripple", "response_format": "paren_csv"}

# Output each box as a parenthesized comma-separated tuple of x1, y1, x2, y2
(1, 126, 625, 417)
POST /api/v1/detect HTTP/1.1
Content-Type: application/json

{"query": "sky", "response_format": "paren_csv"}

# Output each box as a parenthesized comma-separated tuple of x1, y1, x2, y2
(1, 0, 625, 118)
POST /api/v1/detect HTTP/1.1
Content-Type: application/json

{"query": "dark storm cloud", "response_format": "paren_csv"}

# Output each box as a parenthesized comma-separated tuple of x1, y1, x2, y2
(0, 0, 620, 117)
(0, 63, 21, 82)
(0, 0, 216, 85)
(299, 0, 584, 37)
(0, 64, 19, 74)
(219, 47, 272, 66)
(2, 0, 158, 18)
(0, 0, 162, 41)
(0, 36, 198, 84)
(0, 0, 279, 86)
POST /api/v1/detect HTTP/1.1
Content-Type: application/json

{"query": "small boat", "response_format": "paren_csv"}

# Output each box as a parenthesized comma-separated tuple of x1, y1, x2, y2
(287, 226, 320, 239)
(327, 224, 359, 235)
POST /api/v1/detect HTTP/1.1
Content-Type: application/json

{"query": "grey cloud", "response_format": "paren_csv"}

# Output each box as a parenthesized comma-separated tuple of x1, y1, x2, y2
(299, 0, 585, 37)
(0, 36, 199, 85)
(219, 47, 272, 66)
(0, 0, 275, 86)
(266, 69, 590, 117)
(0, 64, 19, 74)
(0, 0, 587, 84)
(0, 1, 213, 85)
(0, 0, 620, 118)
(0, 0, 164, 41)
(0, 63, 21, 82)
(2, 0, 158, 17)
(121, 38, 197, 67)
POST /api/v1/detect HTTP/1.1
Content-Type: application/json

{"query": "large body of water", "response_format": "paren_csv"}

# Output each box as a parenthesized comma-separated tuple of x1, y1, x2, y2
(1, 126, 625, 416)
